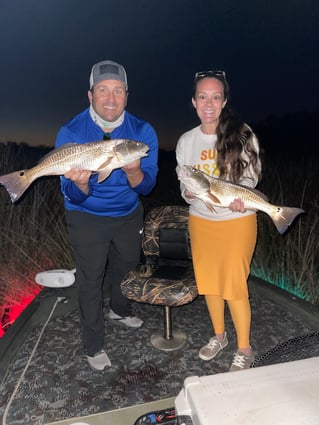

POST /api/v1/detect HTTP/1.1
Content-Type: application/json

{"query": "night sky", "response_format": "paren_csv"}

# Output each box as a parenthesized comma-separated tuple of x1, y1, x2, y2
(1, 0, 318, 150)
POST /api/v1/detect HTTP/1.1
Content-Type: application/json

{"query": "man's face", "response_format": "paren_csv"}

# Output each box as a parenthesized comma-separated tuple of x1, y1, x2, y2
(88, 79, 128, 122)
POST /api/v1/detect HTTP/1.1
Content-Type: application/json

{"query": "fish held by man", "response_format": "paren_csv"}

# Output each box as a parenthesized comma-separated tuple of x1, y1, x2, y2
(176, 165, 304, 235)
(0, 139, 149, 203)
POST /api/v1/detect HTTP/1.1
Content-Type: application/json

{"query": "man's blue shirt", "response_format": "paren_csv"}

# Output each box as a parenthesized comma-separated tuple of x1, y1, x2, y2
(55, 108, 158, 216)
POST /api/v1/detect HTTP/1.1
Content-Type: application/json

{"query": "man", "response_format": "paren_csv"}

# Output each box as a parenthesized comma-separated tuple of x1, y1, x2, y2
(55, 60, 158, 371)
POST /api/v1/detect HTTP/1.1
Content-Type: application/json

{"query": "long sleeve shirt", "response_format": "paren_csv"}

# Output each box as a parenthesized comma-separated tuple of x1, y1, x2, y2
(175, 125, 261, 221)
(55, 108, 158, 217)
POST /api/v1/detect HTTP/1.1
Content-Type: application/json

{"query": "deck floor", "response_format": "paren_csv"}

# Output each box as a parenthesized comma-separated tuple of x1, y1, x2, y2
(0, 277, 318, 425)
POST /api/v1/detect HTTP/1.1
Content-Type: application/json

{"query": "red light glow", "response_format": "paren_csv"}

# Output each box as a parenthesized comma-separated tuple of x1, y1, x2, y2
(0, 287, 42, 338)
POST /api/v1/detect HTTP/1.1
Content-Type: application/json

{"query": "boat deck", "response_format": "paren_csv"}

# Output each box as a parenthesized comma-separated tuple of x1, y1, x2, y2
(0, 277, 318, 425)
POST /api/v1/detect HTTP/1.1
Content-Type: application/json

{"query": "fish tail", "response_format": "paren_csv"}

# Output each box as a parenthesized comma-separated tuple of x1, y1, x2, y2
(0, 170, 34, 203)
(270, 206, 305, 234)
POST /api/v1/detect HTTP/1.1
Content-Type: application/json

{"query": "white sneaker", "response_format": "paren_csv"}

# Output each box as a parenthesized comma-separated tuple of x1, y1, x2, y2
(199, 332, 229, 361)
(108, 308, 143, 328)
(87, 349, 111, 371)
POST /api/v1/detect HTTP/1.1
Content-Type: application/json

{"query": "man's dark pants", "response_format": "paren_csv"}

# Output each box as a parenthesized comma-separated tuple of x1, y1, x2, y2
(65, 204, 143, 356)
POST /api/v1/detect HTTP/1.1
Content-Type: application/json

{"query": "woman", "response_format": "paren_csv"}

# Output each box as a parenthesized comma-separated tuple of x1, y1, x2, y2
(175, 70, 262, 371)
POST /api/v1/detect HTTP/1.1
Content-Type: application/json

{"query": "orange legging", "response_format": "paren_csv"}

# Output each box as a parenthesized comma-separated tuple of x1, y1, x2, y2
(205, 294, 251, 349)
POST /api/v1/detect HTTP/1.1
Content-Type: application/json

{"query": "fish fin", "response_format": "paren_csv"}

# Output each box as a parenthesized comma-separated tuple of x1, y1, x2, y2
(96, 157, 114, 171)
(97, 169, 113, 183)
(207, 192, 221, 204)
(270, 206, 305, 234)
(0, 170, 33, 203)
(205, 202, 217, 213)
(96, 158, 115, 183)
(198, 193, 218, 212)
(38, 143, 77, 163)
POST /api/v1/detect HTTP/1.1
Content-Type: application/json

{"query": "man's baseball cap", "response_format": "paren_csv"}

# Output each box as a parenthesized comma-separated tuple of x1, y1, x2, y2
(89, 60, 128, 89)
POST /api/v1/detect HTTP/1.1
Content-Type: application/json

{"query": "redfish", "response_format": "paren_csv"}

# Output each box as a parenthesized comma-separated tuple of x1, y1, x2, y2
(0, 139, 149, 203)
(177, 165, 304, 235)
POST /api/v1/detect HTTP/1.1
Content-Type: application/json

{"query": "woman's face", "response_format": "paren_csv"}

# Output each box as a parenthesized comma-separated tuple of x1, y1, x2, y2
(192, 77, 227, 126)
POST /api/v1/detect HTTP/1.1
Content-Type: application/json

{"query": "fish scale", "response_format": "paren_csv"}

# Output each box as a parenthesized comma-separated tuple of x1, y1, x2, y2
(177, 165, 304, 235)
(28, 142, 114, 175)
(0, 139, 149, 203)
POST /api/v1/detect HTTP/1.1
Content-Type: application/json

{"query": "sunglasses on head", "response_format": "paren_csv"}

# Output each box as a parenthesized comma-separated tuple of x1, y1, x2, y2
(194, 70, 226, 80)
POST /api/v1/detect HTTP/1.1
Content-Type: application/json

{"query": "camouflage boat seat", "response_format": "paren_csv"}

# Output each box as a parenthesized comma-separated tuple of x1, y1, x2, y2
(121, 205, 198, 351)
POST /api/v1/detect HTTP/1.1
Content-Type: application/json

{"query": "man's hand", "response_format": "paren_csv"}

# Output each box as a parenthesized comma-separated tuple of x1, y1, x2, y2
(64, 168, 92, 194)
(122, 159, 143, 187)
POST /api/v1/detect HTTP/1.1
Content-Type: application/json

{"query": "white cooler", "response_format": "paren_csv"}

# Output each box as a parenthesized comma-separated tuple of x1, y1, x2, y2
(175, 356, 319, 425)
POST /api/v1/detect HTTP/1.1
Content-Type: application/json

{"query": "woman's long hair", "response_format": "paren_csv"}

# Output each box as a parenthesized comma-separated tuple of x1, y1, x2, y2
(216, 107, 261, 183)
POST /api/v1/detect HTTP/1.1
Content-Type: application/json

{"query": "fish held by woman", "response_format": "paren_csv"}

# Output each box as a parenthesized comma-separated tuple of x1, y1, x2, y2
(0, 139, 149, 203)
(176, 165, 304, 235)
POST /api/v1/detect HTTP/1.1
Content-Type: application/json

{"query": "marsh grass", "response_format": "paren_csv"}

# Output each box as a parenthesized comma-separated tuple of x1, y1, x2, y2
(0, 143, 318, 335)
(251, 154, 319, 303)
(0, 143, 73, 334)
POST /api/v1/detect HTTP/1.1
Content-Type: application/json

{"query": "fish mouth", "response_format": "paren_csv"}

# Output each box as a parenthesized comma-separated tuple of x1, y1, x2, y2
(183, 165, 197, 173)
(141, 148, 149, 157)
(138, 142, 150, 153)
(137, 145, 149, 155)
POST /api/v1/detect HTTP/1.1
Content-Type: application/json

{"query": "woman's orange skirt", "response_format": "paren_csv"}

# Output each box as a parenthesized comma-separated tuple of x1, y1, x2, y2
(189, 214, 257, 300)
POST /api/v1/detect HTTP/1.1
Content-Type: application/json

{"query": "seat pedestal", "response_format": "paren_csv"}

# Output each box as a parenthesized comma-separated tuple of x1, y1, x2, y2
(151, 329, 187, 351)
(150, 305, 187, 351)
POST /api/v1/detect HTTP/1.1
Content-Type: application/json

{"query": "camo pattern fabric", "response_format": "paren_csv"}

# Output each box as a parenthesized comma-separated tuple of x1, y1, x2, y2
(121, 266, 197, 306)
(142, 205, 192, 258)
(121, 205, 197, 307)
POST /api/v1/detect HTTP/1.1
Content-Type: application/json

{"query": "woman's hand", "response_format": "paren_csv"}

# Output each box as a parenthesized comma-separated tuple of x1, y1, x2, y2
(184, 189, 196, 200)
(228, 198, 246, 212)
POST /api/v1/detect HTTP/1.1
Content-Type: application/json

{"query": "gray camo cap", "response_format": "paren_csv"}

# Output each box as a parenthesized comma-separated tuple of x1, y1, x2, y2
(89, 60, 128, 89)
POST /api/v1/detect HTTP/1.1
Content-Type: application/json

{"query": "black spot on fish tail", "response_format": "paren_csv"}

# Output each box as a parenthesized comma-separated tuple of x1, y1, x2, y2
(0, 170, 32, 203)
(271, 206, 305, 234)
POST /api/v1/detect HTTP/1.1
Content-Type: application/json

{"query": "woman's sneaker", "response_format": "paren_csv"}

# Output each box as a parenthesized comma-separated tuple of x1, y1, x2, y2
(199, 332, 228, 361)
(229, 350, 255, 372)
